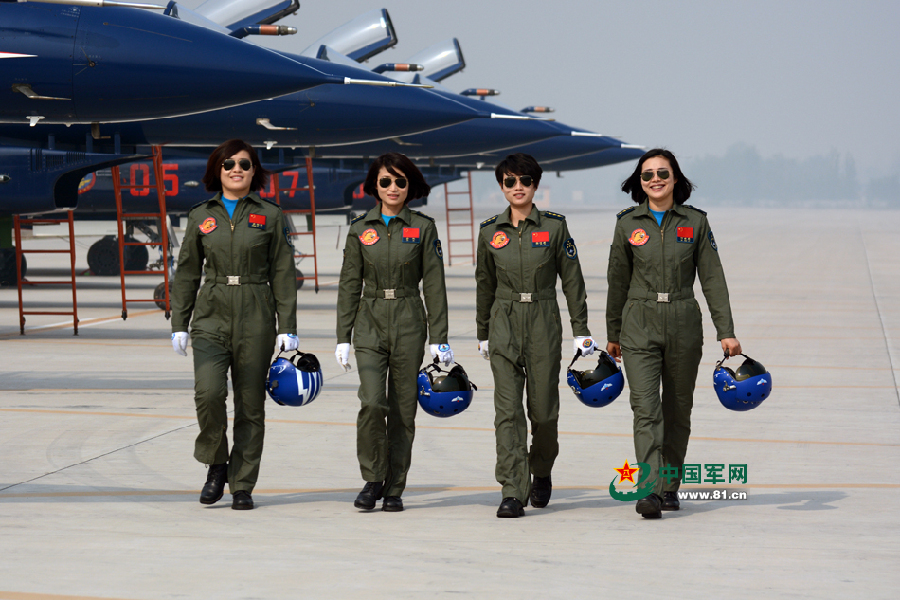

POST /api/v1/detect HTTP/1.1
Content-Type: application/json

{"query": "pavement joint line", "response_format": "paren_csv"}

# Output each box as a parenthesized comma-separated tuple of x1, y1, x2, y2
(1, 408, 897, 447)
(1, 482, 897, 500)
(858, 217, 900, 407)
(0, 592, 140, 600)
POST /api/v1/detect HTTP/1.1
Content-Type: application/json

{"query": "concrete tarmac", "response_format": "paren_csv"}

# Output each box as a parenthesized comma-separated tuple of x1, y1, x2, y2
(1, 205, 898, 599)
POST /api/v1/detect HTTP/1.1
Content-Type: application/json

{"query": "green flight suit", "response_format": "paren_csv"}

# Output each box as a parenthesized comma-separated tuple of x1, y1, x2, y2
(336, 204, 448, 497)
(171, 192, 297, 494)
(476, 206, 590, 503)
(606, 202, 734, 496)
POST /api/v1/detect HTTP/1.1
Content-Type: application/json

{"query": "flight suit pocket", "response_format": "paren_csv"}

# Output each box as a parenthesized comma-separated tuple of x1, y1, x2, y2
(248, 239, 270, 276)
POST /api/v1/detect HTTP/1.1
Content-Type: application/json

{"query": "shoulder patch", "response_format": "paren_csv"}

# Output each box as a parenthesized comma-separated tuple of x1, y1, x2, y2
(258, 196, 281, 208)
(542, 211, 565, 221)
(188, 200, 208, 213)
(480, 215, 498, 229)
(350, 213, 366, 225)
(683, 204, 707, 215)
(616, 206, 637, 219)
(410, 210, 435, 223)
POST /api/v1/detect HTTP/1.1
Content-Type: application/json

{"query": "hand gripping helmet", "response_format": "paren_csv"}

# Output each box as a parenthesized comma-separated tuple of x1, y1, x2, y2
(266, 351, 324, 407)
(417, 359, 477, 418)
(566, 350, 624, 408)
(713, 353, 772, 411)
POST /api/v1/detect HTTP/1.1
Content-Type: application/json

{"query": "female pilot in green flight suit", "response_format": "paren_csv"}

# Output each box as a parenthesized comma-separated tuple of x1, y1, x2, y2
(335, 152, 452, 513)
(606, 148, 741, 518)
(171, 139, 298, 511)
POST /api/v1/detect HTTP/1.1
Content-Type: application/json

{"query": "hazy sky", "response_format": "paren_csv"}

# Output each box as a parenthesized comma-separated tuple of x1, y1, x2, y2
(185, 0, 899, 203)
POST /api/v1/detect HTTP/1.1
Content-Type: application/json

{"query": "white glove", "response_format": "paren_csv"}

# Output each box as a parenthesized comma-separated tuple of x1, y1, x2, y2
(172, 332, 189, 356)
(574, 336, 596, 356)
(429, 343, 454, 366)
(478, 340, 490, 361)
(277, 333, 298, 352)
(335, 343, 351, 372)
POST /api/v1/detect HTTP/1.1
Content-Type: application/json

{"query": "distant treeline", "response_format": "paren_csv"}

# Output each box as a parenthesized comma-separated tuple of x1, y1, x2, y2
(685, 143, 897, 206)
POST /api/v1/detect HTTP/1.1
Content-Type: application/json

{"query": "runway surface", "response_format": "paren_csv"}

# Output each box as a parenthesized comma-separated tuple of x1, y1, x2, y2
(1, 204, 898, 599)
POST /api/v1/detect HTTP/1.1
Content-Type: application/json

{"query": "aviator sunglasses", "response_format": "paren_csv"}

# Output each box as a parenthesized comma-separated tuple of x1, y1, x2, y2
(378, 177, 408, 189)
(223, 158, 253, 171)
(503, 175, 533, 188)
(640, 168, 670, 182)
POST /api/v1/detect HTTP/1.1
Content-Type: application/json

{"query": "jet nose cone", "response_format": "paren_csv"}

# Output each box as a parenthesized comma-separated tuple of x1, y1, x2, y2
(71, 7, 345, 123)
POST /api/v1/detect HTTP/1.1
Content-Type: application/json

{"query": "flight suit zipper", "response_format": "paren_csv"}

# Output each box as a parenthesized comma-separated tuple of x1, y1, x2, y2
(386, 222, 392, 343)
(659, 211, 668, 341)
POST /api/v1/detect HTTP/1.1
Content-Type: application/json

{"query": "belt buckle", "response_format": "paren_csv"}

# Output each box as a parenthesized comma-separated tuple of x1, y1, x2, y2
(519, 293, 532, 303)
(384, 289, 396, 300)
(657, 292, 670, 303)
(227, 276, 241, 286)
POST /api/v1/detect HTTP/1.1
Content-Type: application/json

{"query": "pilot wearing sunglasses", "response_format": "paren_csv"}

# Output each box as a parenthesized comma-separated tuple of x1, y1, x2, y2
(335, 152, 451, 513)
(476, 153, 596, 518)
(607, 148, 741, 519)
(170, 139, 298, 511)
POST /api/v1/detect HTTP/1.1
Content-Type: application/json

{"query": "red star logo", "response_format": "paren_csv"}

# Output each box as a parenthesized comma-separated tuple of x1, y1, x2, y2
(615, 460, 639, 484)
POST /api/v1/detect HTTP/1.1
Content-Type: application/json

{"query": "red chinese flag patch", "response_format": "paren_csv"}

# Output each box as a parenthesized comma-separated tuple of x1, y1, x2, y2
(676, 227, 694, 243)
(532, 231, 550, 247)
(402, 227, 420, 244)
(248, 213, 266, 229)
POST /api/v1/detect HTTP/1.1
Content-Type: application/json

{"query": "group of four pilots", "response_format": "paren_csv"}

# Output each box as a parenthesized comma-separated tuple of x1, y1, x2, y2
(171, 140, 740, 519)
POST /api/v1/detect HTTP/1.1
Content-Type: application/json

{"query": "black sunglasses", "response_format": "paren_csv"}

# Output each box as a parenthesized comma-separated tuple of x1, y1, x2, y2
(223, 158, 253, 171)
(640, 169, 670, 182)
(503, 175, 533, 188)
(378, 177, 408, 189)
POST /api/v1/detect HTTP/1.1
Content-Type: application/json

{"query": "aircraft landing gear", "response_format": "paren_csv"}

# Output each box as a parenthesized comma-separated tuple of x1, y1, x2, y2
(86, 235, 149, 276)
(0, 248, 27, 286)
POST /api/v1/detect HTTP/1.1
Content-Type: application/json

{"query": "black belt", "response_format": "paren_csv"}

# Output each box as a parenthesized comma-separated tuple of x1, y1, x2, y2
(213, 275, 267, 285)
(627, 287, 694, 303)
(362, 287, 418, 300)
(494, 288, 557, 303)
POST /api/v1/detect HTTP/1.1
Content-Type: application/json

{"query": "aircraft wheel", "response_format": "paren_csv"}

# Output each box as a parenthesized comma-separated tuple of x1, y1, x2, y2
(0, 248, 26, 286)
(87, 236, 120, 276)
(153, 281, 171, 310)
(124, 238, 149, 272)
(296, 268, 304, 290)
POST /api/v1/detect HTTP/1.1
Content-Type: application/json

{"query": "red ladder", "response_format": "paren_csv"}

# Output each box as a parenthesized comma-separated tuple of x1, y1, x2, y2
(111, 145, 171, 319)
(14, 210, 79, 335)
(271, 157, 319, 292)
(443, 171, 475, 265)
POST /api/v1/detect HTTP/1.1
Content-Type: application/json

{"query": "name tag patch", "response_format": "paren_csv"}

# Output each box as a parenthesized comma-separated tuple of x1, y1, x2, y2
(402, 227, 420, 244)
(248, 213, 266, 230)
(676, 226, 694, 243)
(532, 231, 550, 247)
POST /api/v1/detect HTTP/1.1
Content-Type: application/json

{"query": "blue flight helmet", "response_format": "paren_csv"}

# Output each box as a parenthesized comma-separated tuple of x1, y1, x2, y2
(266, 351, 324, 407)
(713, 353, 772, 411)
(566, 350, 624, 408)
(417, 359, 477, 418)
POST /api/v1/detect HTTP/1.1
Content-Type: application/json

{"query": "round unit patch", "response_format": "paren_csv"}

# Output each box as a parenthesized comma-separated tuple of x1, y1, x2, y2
(490, 231, 510, 249)
(628, 228, 649, 246)
(359, 228, 380, 246)
(199, 217, 217, 234)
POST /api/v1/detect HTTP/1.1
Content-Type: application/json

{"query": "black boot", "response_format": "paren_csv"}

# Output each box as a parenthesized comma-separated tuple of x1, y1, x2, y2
(662, 491, 681, 511)
(635, 493, 663, 519)
(232, 490, 254, 510)
(497, 497, 525, 518)
(199, 463, 227, 505)
(382, 496, 404, 512)
(530, 475, 552, 508)
(354, 481, 384, 510)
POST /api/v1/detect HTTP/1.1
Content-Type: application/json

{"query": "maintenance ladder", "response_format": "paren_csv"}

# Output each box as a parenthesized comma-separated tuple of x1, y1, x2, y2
(270, 156, 319, 292)
(443, 171, 475, 265)
(13, 211, 79, 335)
(111, 145, 171, 319)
